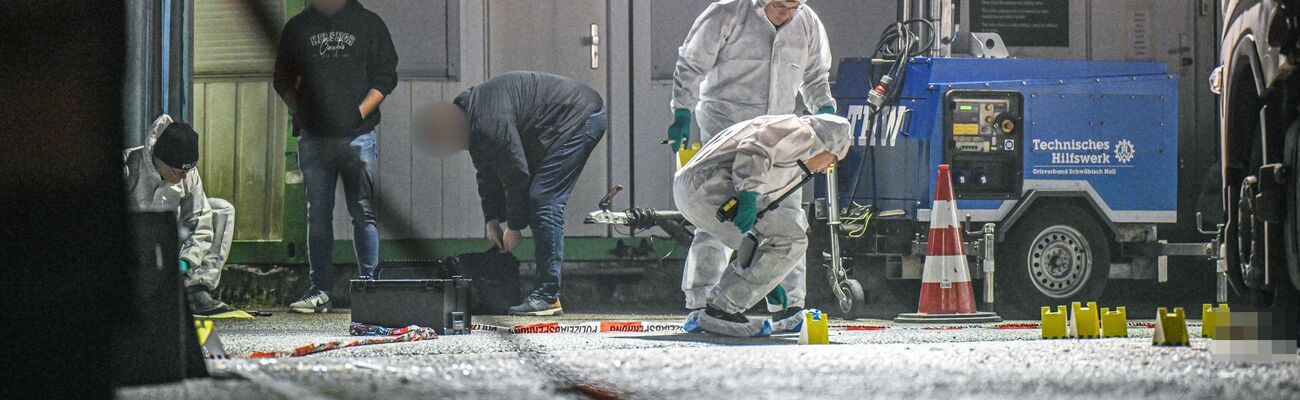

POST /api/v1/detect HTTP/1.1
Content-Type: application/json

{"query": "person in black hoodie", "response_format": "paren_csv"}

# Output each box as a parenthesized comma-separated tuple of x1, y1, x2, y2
(415, 72, 606, 316)
(273, 0, 397, 313)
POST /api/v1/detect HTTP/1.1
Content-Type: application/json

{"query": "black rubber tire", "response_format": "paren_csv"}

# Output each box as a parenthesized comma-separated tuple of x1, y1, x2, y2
(1284, 119, 1300, 299)
(1237, 120, 1288, 309)
(1261, 118, 1300, 331)
(996, 205, 1111, 319)
(840, 278, 867, 318)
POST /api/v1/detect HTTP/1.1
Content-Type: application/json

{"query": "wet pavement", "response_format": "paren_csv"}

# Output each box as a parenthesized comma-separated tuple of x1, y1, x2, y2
(116, 310, 1300, 399)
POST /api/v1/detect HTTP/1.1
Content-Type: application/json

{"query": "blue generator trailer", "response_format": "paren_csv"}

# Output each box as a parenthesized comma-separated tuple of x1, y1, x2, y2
(819, 57, 1216, 318)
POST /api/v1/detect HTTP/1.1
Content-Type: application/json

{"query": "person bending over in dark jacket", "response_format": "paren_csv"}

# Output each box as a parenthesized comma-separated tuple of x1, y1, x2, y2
(415, 71, 606, 316)
(273, 0, 397, 313)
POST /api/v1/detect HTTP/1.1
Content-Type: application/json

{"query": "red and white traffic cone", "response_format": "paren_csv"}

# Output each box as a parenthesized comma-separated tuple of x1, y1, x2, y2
(895, 164, 1001, 324)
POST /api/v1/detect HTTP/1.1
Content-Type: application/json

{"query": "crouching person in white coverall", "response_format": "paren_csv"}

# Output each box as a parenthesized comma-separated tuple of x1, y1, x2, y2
(670, 0, 836, 321)
(676, 114, 851, 337)
(124, 115, 236, 315)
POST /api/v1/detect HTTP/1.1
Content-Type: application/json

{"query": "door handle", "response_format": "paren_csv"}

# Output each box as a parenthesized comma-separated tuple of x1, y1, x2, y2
(590, 23, 600, 70)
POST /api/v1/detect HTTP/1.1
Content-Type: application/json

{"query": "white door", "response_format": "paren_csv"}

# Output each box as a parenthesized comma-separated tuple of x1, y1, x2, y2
(487, 0, 609, 236)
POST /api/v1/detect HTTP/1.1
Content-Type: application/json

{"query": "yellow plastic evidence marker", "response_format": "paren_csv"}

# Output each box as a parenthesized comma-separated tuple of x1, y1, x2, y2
(675, 142, 701, 170)
(1153, 307, 1190, 346)
(1041, 306, 1068, 339)
(1069, 301, 1101, 338)
(194, 320, 214, 347)
(1202, 303, 1230, 339)
(799, 309, 830, 345)
(1100, 306, 1128, 338)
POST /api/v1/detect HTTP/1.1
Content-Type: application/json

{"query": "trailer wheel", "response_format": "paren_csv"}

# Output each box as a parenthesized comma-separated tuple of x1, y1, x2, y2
(835, 278, 866, 318)
(997, 205, 1110, 318)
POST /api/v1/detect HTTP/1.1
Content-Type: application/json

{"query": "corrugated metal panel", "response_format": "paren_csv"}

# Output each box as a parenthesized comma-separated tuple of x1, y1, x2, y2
(195, 0, 282, 75)
(194, 79, 287, 241)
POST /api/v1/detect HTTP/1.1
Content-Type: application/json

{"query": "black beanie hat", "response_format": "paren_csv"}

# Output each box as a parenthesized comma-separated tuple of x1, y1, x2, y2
(154, 121, 200, 170)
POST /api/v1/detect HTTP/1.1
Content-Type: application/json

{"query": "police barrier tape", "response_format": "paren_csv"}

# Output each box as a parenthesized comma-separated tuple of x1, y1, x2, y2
(247, 323, 438, 358)
(468, 320, 1200, 334)
(471, 321, 686, 334)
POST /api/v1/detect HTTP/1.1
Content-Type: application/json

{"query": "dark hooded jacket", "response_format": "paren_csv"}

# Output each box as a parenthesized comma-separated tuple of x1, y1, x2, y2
(455, 71, 604, 230)
(274, 0, 398, 137)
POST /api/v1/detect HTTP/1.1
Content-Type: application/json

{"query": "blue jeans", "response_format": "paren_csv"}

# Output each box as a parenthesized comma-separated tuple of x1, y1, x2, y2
(530, 109, 608, 302)
(298, 131, 379, 294)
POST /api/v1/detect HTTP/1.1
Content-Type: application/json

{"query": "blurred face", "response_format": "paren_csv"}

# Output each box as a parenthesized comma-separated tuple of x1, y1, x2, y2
(153, 157, 189, 184)
(312, 0, 347, 15)
(764, 1, 803, 27)
(806, 151, 836, 174)
(414, 103, 470, 158)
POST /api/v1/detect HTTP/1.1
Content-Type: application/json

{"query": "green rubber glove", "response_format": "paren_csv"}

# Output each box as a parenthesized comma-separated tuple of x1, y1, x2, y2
(667, 108, 692, 152)
(733, 191, 759, 234)
(817, 105, 836, 115)
(179, 259, 190, 274)
(766, 285, 788, 311)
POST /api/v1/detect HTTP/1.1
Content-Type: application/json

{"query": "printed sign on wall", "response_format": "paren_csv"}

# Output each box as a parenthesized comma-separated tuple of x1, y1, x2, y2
(970, 0, 1070, 47)
(1128, 4, 1153, 59)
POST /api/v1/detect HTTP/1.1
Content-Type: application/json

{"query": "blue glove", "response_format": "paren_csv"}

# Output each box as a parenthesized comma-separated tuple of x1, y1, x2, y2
(667, 108, 692, 152)
(817, 105, 836, 115)
(734, 191, 759, 233)
(179, 259, 190, 274)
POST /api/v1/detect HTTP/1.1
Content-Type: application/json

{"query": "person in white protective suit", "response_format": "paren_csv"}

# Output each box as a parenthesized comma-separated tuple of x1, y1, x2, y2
(675, 114, 851, 337)
(124, 115, 236, 316)
(668, 0, 836, 325)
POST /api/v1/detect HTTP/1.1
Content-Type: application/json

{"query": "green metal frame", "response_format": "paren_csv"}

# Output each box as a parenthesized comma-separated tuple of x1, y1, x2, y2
(228, 237, 685, 264)
(225, 0, 681, 265)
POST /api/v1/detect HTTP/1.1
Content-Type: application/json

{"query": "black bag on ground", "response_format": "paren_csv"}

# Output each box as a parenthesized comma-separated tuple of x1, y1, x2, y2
(446, 249, 522, 315)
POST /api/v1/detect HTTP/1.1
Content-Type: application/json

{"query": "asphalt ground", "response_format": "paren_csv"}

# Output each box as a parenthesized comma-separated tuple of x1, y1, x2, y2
(116, 310, 1300, 400)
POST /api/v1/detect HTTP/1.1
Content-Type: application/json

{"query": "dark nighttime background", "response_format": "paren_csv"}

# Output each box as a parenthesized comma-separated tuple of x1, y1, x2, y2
(1, 1, 132, 398)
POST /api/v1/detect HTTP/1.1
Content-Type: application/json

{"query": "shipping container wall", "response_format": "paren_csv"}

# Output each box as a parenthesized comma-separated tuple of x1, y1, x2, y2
(192, 79, 288, 241)
(192, 0, 287, 241)
(190, 0, 1217, 247)
(192, 0, 487, 242)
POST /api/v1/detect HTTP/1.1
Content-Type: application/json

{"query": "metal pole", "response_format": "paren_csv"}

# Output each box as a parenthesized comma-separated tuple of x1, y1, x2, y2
(826, 164, 843, 276)
(928, 0, 955, 57)
(941, 0, 955, 57)
(929, 0, 940, 57)
(983, 223, 996, 306)
(1216, 243, 1228, 303)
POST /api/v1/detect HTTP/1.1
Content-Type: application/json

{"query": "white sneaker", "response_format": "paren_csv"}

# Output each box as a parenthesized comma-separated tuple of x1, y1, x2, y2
(290, 291, 331, 313)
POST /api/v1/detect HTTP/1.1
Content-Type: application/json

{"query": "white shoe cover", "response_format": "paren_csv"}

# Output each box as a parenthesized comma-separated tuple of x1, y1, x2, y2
(696, 310, 772, 338)
(771, 310, 805, 333)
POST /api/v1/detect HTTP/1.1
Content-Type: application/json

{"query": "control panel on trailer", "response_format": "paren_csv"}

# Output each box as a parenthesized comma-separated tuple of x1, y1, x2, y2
(944, 91, 1023, 199)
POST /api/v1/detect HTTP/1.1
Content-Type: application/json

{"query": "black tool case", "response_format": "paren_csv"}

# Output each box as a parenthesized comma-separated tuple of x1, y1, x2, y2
(349, 277, 472, 335)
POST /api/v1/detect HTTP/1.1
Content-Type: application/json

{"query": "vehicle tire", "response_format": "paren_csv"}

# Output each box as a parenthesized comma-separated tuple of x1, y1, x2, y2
(1284, 118, 1300, 299)
(1237, 174, 1268, 298)
(1221, 39, 1265, 302)
(1268, 118, 1300, 327)
(1234, 121, 1288, 308)
(996, 205, 1111, 319)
